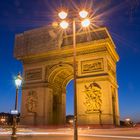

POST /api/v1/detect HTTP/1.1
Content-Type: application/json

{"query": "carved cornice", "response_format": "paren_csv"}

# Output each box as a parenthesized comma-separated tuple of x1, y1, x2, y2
(22, 45, 107, 64)
(77, 75, 118, 88)
(22, 81, 53, 89)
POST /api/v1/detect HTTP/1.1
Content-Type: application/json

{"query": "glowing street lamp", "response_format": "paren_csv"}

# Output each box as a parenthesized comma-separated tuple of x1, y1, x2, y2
(11, 73, 22, 140)
(58, 11, 68, 19)
(15, 74, 22, 89)
(81, 18, 90, 27)
(0, 117, 6, 124)
(60, 20, 69, 29)
(58, 9, 90, 140)
(14, 73, 22, 110)
(125, 118, 131, 122)
(79, 10, 88, 18)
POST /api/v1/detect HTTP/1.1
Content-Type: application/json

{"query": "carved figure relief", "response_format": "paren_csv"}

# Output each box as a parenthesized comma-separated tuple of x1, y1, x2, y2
(26, 91, 38, 113)
(83, 82, 102, 113)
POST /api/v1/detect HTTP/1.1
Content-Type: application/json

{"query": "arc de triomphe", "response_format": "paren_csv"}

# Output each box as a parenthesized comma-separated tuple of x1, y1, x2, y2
(14, 26, 120, 126)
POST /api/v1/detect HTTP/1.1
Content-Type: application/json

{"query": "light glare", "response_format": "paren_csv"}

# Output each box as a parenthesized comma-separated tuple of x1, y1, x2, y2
(52, 22, 58, 28)
(79, 10, 88, 18)
(60, 21, 69, 29)
(58, 11, 68, 19)
(81, 18, 90, 27)
(15, 74, 22, 88)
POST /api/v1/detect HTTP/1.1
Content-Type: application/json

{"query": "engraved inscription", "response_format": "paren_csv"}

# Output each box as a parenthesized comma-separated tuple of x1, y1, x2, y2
(81, 58, 104, 74)
(25, 68, 42, 81)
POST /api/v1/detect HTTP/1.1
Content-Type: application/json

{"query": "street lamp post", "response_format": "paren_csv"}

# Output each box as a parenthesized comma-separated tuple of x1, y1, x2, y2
(11, 73, 22, 140)
(58, 9, 90, 140)
(73, 18, 78, 140)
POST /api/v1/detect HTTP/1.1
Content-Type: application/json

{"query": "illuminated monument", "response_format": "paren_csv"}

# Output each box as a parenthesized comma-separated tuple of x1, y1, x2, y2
(14, 26, 120, 126)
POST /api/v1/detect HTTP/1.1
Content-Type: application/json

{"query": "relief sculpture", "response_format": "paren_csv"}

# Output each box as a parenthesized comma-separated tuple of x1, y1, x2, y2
(83, 82, 102, 113)
(26, 91, 38, 113)
(81, 58, 104, 74)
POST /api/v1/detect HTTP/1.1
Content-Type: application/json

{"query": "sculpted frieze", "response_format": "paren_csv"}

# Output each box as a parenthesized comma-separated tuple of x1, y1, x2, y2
(81, 58, 104, 74)
(25, 68, 42, 81)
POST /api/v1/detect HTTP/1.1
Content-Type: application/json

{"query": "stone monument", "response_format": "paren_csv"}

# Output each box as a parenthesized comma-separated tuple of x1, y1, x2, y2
(14, 26, 120, 126)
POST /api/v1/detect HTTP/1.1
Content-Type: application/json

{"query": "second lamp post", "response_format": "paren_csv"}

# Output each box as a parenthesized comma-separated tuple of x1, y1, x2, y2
(11, 73, 22, 140)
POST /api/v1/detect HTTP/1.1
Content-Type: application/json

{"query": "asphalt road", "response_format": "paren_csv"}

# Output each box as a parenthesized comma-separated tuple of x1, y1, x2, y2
(1, 135, 140, 140)
(0, 127, 140, 140)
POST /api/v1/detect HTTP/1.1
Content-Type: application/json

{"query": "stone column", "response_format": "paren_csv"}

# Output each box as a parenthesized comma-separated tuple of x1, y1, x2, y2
(61, 92, 66, 124)
(44, 87, 53, 125)
(52, 89, 66, 125)
(115, 89, 120, 125)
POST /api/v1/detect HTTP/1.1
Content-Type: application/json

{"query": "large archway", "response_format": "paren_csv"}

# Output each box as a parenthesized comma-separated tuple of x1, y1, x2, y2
(15, 26, 120, 126)
(47, 63, 73, 124)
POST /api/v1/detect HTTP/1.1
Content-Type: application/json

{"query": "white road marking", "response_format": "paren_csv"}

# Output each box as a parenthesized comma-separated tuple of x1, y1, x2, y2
(0, 131, 140, 139)
(81, 134, 140, 139)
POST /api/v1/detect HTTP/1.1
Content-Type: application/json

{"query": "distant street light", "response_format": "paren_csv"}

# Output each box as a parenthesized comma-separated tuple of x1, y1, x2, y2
(125, 118, 131, 122)
(11, 73, 22, 140)
(58, 8, 90, 140)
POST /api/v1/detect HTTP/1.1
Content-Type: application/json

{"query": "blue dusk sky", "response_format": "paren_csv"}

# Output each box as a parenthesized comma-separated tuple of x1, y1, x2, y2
(0, 0, 140, 122)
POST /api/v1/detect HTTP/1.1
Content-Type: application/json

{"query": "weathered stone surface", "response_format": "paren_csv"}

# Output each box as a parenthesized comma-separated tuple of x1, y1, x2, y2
(14, 26, 112, 59)
(14, 26, 120, 126)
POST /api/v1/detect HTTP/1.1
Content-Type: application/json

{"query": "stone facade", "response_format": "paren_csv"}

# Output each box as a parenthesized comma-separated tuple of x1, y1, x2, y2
(14, 26, 120, 126)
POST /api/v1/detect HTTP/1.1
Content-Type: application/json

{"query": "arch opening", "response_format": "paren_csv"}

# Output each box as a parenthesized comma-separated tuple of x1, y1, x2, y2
(47, 63, 74, 124)
(66, 80, 74, 116)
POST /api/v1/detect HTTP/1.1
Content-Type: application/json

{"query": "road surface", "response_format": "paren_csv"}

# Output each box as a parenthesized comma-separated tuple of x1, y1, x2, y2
(0, 127, 140, 140)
